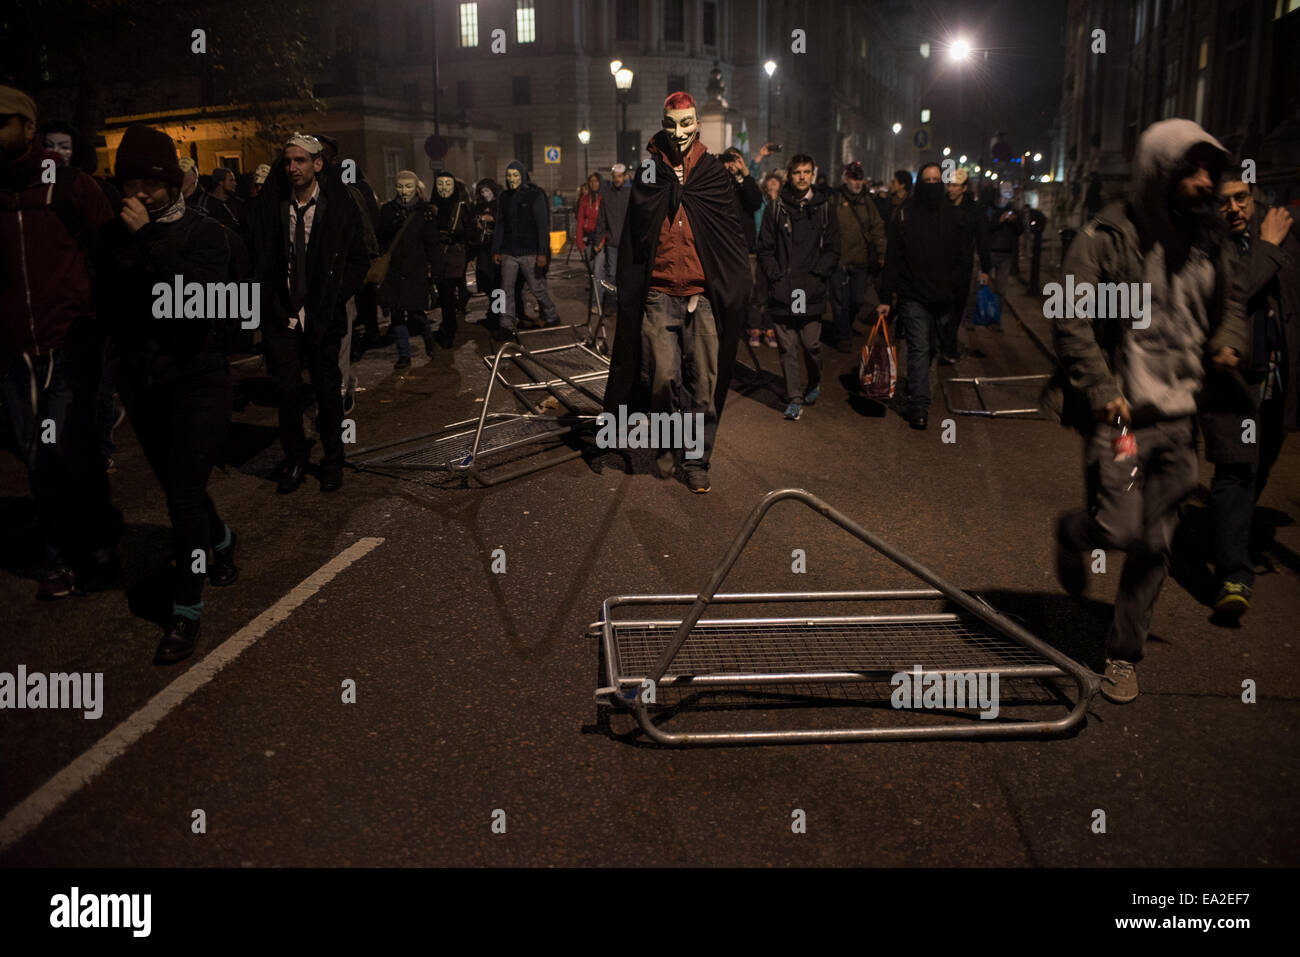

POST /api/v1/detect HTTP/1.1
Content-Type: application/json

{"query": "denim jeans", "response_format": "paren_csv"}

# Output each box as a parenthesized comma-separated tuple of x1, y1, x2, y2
(0, 321, 117, 571)
(641, 288, 719, 470)
(1210, 396, 1286, 586)
(597, 245, 619, 313)
(896, 299, 947, 414)
(499, 253, 559, 331)
(392, 308, 433, 358)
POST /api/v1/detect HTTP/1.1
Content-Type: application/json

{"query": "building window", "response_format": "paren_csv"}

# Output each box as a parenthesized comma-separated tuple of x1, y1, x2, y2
(667, 74, 686, 96)
(513, 132, 533, 170)
(512, 75, 531, 105)
(458, 3, 478, 48)
(457, 79, 474, 108)
(664, 0, 684, 43)
(615, 0, 639, 41)
(516, 0, 536, 44)
(216, 154, 241, 174)
(702, 2, 717, 48)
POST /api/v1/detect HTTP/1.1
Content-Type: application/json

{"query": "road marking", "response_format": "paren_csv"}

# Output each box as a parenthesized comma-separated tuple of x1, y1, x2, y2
(0, 536, 386, 853)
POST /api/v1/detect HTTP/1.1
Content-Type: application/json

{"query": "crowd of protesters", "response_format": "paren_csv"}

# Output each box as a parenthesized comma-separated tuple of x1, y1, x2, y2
(2, 81, 1296, 699)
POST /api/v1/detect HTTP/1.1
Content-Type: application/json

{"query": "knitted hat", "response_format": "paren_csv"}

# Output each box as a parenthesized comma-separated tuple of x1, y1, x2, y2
(0, 86, 37, 124)
(115, 124, 183, 188)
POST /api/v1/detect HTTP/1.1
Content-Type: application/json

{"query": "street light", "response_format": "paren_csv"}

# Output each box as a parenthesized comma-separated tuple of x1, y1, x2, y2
(959, 154, 967, 164)
(892, 122, 902, 135)
(609, 59, 622, 76)
(764, 60, 777, 144)
(614, 67, 634, 170)
(942, 146, 951, 156)
(578, 128, 590, 177)
(950, 38, 971, 61)
(1033, 152, 1043, 162)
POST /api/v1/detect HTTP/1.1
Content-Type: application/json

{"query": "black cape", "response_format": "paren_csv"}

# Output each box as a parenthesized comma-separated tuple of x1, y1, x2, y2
(604, 131, 752, 417)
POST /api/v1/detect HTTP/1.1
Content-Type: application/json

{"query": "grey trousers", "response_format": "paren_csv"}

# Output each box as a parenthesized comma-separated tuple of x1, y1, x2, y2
(773, 316, 822, 402)
(641, 287, 719, 470)
(1060, 417, 1198, 662)
(499, 253, 559, 330)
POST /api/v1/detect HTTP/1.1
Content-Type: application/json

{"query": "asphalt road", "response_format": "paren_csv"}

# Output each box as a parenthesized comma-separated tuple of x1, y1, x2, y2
(2, 261, 1297, 866)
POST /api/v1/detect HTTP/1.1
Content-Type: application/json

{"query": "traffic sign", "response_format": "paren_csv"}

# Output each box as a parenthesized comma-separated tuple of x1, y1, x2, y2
(424, 134, 448, 161)
(911, 127, 931, 151)
(544, 145, 561, 164)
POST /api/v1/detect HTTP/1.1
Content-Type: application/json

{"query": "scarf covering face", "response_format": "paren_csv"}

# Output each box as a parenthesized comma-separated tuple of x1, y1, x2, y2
(604, 129, 752, 419)
(152, 195, 187, 223)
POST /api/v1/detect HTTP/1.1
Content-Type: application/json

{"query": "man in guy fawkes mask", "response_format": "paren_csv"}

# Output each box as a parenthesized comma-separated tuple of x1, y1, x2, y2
(602, 91, 751, 494)
(877, 162, 961, 431)
(429, 170, 474, 347)
(376, 171, 438, 368)
(470, 177, 502, 324)
(490, 160, 559, 340)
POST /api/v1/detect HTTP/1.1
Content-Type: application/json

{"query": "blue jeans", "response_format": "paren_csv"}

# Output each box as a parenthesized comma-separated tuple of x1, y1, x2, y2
(392, 308, 433, 358)
(829, 264, 871, 343)
(896, 299, 947, 414)
(597, 245, 619, 312)
(0, 321, 117, 570)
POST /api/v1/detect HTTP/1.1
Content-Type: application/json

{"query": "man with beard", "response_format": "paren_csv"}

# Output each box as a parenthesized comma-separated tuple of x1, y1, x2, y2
(877, 162, 961, 430)
(829, 160, 886, 354)
(758, 153, 840, 420)
(1048, 119, 1248, 703)
(246, 133, 368, 494)
(1201, 173, 1298, 617)
(0, 86, 118, 599)
(602, 91, 751, 493)
(429, 170, 474, 348)
(490, 160, 558, 341)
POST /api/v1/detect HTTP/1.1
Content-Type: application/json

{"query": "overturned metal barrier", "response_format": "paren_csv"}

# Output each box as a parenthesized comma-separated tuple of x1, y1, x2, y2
(593, 488, 1099, 746)
(348, 336, 605, 486)
(940, 373, 1051, 417)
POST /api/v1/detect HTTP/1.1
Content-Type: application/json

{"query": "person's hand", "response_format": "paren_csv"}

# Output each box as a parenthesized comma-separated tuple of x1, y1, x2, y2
(120, 197, 150, 233)
(758, 144, 773, 160)
(1260, 207, 1293, 246)
(1102, 396, 1131, 424)
(876, 304, 890, 320)
(978, 271, 989, 284)
(1212, 346, 1240, 371)
(596, 239, 606, 252)
(493, 254, 501, 265)
(535, 254, 547, 269)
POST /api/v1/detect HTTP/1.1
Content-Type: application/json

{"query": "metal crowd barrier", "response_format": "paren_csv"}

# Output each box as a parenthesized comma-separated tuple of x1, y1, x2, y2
(593, 488, 1099, 746)
(940, 373, 1051, 417)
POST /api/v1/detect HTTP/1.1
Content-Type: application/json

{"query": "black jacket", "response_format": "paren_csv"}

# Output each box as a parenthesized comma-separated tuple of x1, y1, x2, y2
(953, 193, 992, 289)
(985, 201, 1025, 255)
(376, 198, 438, 311)
(595, 180, 632, 249)
(757, 182, 840, 318)
(879, 192, 962, 310)
(606, 132, 752, 419)
(492, 181, 549, 256)
(244, 162, 369, 340)
(732, 173, 765, 252)
(95, 207, 232, 383)
(429, 189, 475, 280)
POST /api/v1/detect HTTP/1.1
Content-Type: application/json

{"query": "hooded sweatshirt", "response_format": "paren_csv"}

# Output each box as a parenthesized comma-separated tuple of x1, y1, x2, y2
(491, 160, 549, 256)
(1050, 118, 1248, 426)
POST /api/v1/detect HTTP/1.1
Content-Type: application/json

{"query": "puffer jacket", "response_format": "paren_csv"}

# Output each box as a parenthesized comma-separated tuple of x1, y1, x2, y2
(1043, 119, 1249, 432)
(757, 182, 840, 318)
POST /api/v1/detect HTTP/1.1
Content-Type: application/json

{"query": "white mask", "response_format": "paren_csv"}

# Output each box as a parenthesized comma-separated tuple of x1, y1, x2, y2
(662, 107, 699, 158)
(44, 133, 73, 164)
(436, 176, 455, 199)
(396, 177, 418, 203)
(505, 168, 522, 189)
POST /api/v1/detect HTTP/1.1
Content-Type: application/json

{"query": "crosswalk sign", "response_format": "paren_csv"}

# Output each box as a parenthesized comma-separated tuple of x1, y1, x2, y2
(544, 146, 561, 164)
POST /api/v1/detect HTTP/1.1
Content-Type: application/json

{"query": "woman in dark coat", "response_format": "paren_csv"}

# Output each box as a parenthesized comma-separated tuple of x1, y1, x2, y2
(376, 170, 438, 369)
(429, 170, 475, 347)
(471, 177, 502, 324)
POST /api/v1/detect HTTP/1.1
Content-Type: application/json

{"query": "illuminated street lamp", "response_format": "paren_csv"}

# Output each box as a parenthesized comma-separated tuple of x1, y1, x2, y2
(942, 146, 951, 156)
(764, 60, 778, 143)
(892, 122, 902, 135)
(959, 154, 967, 164)
(578, 128, 590, 175)
(950, 38, 971, 61)
(1033, 152, 1043, 162)
(614, 67, 634, 170)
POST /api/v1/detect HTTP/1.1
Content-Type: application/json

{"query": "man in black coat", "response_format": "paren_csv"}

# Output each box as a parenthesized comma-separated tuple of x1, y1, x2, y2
(877, 162, 961, 430)
(246, 133, 369, 493)
(757, 153, 840, 420)
(1202, 173, 1299, 616)
(942, 167, 991, 363)
(603, 91, 752, 493)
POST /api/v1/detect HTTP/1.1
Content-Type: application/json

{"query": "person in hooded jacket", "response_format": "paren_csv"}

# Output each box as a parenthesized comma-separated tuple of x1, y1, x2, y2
(758, 153, 840, 420)
(877, 162, 962, 429)
(470, 177, 502, 324)
(1046, 119, 1249, 704)
(93, 124, 240, 665)
(942, 167, 991, 363)
(490, 159, 559, 340)
(429, 169, 475, 347)
(376, 171, 438, 368)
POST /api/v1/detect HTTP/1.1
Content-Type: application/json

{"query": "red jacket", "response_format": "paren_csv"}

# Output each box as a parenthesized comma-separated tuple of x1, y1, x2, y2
(576, 191, 602, 249)
(650, 139, 707, 296)
(0, 147, 113, 357)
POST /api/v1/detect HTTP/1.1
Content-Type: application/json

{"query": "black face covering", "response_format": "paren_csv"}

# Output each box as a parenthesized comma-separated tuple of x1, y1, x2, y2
(916, 181, 944, 209)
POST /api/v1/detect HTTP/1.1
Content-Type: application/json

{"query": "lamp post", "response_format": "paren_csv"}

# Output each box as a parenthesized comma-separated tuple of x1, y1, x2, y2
(609, 60, 622, 170)
(615, 66, 634, 170)
(763, 59, 777, 146)
(578, 128, 590, 178)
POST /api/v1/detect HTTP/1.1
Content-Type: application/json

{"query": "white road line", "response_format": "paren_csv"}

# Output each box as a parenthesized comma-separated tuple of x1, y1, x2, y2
(0, 536, 385, 853)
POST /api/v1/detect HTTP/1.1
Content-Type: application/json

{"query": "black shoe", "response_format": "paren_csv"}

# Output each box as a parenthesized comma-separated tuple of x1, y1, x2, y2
(209, 529, 239, 587)
(276, 459, 308, 494)
(908, 411, 928, 430)
(155, 615, 200, 665)
(394, 355, 411, 370)
(319, 464, 343, 493)
(685, 469, 711, 494)
(436, 329, 456, 349)
(424, 337, 435, 357)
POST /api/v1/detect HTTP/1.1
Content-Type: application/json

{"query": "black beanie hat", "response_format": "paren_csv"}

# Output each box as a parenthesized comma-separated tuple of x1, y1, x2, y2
(115, 124, 183, 189)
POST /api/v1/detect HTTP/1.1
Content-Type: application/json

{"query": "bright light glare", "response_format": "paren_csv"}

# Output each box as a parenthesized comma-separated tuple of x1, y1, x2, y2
(764, 60, 777, 77)
(950, 39, 971, 61)
(959, 155, 967, 164)
(892, 122, 902, 134)
(942, 147, 951, 156)
(1033, 152, 1043, 162)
